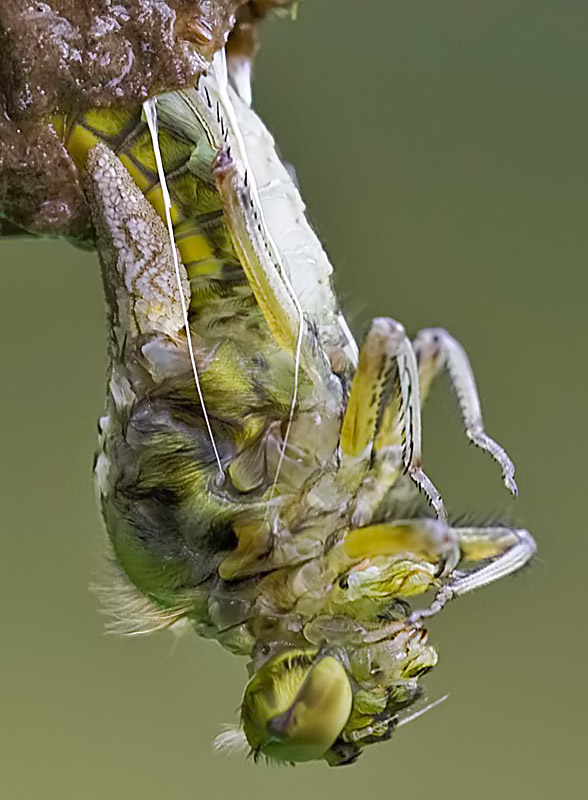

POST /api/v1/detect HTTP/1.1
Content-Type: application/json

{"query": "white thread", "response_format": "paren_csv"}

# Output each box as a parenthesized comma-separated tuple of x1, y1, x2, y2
(143, 98, 224, 478)
(210, 51, 304, 512)
(268, 313, 303, 506)
(396, 693, 450, 729)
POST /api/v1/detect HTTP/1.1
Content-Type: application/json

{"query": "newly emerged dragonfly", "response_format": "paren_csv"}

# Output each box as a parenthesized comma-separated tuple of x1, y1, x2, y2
(53, 51, 535, 765)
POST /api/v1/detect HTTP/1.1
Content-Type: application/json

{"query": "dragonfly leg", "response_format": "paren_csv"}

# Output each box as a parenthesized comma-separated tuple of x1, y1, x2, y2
(344, 518, 461, 580)
(413, 328, 518, 495)
(214, 146, 305, 358)
(340, 317, 446, 520)
(409, 525, 536, 622)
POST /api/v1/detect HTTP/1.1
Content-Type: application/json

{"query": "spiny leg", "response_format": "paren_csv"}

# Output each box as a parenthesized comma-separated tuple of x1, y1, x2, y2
(208, 52, 309, 366)
(414, 328, 518, 496)
(349, 376, 408, 527)
(339, 317, 446, 520)
(214, 146, 304, 357)
(409, 525, 536, 622)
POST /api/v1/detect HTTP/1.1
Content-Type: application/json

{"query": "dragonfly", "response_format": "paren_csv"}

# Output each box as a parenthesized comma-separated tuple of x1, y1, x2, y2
(51, 50, 535, 765)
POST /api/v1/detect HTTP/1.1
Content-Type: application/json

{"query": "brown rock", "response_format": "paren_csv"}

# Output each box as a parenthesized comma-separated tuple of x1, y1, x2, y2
(0, 1, 295, 238)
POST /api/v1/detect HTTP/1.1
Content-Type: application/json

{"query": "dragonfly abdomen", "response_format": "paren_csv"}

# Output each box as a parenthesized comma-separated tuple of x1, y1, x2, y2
(55, 105, 259, 339)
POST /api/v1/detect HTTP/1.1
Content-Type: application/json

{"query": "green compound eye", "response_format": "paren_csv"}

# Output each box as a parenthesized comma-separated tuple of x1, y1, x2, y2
(241, 651, 353, 763)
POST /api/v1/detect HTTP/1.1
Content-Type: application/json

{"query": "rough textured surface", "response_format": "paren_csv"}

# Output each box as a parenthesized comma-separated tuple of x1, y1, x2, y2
(87, 143, 189, 339)
(0, 1, 243, 116)
(0, 0, 296, 239)
(0, 91, 94, 238)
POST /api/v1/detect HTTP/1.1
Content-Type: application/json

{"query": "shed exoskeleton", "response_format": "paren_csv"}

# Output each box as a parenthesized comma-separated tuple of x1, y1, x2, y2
(60, 52, 535, 765)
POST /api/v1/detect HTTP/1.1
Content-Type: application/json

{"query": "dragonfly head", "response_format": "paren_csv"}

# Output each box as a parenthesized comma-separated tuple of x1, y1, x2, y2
(236, 624, 440, 765)
(240, 648, 353, 764)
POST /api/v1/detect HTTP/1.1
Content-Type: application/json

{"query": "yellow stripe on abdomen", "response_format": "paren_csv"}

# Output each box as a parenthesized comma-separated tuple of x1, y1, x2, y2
(176, 231, 214, 265)
(63, 122, 105, 173)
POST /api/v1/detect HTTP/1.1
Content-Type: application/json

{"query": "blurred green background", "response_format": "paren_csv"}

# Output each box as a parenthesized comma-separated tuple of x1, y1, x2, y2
(1, 1, 585, 797)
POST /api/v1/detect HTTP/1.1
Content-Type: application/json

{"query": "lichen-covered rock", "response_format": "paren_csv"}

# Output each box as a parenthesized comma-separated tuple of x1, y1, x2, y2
(0, 1, 244, 116)
(0, 92, 93, 238)
(0, 0, 295, 239)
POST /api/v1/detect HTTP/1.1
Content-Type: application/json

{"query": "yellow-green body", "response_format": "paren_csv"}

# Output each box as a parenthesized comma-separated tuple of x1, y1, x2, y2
(53, 58, 535, 765)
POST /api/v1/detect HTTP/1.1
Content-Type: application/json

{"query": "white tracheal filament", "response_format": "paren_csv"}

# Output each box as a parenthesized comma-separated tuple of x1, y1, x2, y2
(143, 97, 224, 478)
(211, 50, 305, 510)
